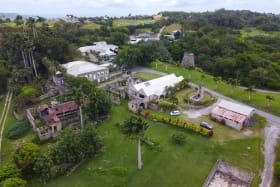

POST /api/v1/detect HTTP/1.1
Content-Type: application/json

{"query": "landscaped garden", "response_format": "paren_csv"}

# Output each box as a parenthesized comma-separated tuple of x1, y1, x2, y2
(149, 61, 280, 116)
(23, 102, 264, 187)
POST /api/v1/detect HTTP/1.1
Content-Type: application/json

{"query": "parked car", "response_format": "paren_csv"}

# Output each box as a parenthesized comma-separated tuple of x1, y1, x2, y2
(200, 121, 213, 130)
(170, 110, 180, 116)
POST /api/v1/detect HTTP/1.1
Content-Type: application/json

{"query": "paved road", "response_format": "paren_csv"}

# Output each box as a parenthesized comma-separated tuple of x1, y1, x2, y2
(238, 86, 280, 94)
(156, 26, 166, 40)
(131, 67, 280, 187)
(0, 91, 13, 161)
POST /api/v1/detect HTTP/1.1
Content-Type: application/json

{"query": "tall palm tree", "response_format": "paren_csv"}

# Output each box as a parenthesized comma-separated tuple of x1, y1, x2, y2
(246, 85, 255, 101)
(121, 116, 149, 170)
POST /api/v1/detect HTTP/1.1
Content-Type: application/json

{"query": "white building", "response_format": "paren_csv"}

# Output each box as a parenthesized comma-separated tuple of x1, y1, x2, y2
(62, 61, 109, 83)
(78, 41, 118, 61)
(211, 100, 255, 130)
(128, 74, 184, 102)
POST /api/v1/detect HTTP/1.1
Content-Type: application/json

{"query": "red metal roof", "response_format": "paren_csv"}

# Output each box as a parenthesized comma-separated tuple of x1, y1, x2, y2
(212, 106, 247, 123)
(39, 101, 79, 126)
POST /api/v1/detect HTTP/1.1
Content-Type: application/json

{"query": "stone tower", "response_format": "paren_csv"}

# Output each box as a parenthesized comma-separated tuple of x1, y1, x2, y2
(181, 52, 195, 67)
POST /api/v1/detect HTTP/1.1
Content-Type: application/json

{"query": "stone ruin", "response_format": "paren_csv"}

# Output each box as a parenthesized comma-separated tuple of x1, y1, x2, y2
(181, 52, 195, 67)
(190, 84, 204, 102)
(203, 160, 254, 187)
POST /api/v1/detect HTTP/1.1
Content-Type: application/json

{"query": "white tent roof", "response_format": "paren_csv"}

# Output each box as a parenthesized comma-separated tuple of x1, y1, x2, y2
(62, 61, 108, 76)
(78, 41, 118, 56)
(217, 99, 255, 116)
(132, 74, 184, 97)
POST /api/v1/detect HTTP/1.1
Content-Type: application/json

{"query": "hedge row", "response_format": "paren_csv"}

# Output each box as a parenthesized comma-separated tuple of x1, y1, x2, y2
(7, 122, 30, 139)
(140, 111, 213, 137)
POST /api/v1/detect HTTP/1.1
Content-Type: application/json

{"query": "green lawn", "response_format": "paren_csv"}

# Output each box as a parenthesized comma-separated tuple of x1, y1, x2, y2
(0, 100, 35, 165)
(27, 102, 263, 187)
(240, 27, 280, 38)
(113, 19, 155, 27)
(80, 22, 101, 30)
(150, 62, 280, 116)
(163, 23, 182, 34)
(133, 72, 162, 80)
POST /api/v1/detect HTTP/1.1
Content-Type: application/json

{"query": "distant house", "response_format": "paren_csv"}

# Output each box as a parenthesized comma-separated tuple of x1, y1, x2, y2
(62, 61, 109, 83)
(127, 74, 183, 111)
(210, 100, 255, 130)
(26, 101, 80, 140)
(136, 33, 150, 39)
(78, 41, 118, 62)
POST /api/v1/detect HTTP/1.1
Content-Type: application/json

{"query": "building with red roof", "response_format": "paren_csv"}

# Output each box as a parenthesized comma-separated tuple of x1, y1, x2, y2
(210, 100, 255, 130)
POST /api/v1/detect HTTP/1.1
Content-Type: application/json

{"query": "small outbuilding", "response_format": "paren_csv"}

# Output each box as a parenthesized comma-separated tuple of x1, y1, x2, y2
(210, 100, 255, 130)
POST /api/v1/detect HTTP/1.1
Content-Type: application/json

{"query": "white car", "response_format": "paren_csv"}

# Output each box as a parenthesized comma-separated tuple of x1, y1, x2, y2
(170, 110, 180, 116)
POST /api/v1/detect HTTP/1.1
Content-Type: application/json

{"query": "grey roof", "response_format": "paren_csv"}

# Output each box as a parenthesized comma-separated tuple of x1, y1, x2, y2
(62, 61, 108, 76)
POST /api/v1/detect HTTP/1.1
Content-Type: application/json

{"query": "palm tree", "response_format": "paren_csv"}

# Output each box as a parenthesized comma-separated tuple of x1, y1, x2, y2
(246, 85, 255, 101)
(121, 116, 149, 170)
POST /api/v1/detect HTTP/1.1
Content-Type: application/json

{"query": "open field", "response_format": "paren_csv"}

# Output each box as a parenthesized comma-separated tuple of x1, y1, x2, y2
(25, 101, 263, 187)
(80, 22, 101, 30)
(163, 23, 182, 34)
(150, 62, 280, 116)
(113, 19, 155, 27)
(240, 27, 280, 38)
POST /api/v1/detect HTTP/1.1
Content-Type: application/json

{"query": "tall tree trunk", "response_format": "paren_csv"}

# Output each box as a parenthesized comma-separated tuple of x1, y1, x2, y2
(138, 136, 142, 170)
(21, 50, 28, 68)
(31, 51, 38, 77)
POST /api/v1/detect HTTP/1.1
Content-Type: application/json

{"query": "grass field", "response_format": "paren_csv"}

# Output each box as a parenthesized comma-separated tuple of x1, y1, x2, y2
(25, 101, 263, 187)
(163, 23, 182, 34)
(240, 27, 280, 38)
(0, 100, 35, 165)
(133, 72, 162, 80)
(113, 19, 155, 27)
(150, 62, 280, 116)
(80, 22, 101, 30)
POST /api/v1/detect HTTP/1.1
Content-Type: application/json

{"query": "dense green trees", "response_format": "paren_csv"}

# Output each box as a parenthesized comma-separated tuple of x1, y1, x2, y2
(115, 40, 170, 69)
(13, 142, 40, 176)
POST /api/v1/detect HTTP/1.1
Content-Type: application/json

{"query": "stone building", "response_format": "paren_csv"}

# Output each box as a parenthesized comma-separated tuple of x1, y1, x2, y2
(26, 101, 80, 140)
(181, 52, 195, 67)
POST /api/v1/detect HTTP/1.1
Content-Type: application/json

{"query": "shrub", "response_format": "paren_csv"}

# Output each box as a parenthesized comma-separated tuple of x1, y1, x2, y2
(172, 133, 186, 145)
(140, 111, 213, 137)
(2, 177, 27, 187)
(7, 122, 30, 139)
(275, 162, 280, 179)
(158, 101, 176, 111)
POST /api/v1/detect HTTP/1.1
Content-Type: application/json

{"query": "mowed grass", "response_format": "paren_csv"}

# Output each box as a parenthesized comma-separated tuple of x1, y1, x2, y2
(150, 62, 280, 116)
(28, 102, 263, 187)
(133, 72, 162, 80)
(80, 22, 101, 30)
(113, 19, 155, 27)
(0, 99, 35, 165)
(163, 23, 182, 34)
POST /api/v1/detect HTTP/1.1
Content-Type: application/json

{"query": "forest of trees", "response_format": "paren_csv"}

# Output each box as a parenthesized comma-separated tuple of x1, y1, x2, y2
(1, 9, 280, 97)
(162, 10, 280, 89)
